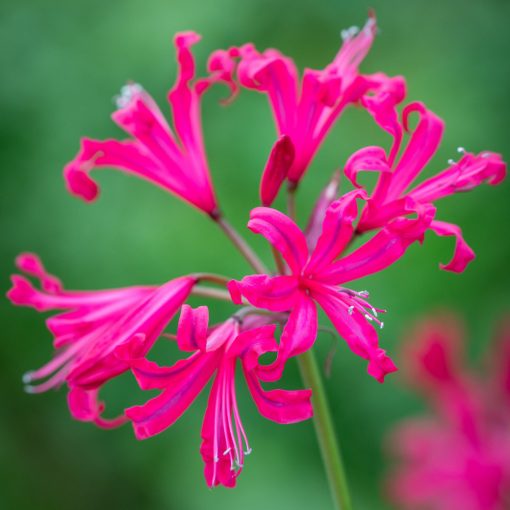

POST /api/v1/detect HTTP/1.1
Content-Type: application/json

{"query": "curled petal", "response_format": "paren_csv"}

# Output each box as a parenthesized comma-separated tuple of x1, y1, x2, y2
(125, 352, 218, 439)
(15, 253, 62, 293)
(245, 371, 313, 424)
(430, 221, 475, 273)
(197, 47, 239, 101)
(177, 304, 209, 352)
(312, 289, 397, 382)
(228, 275, 298, 312)
(305, 189, 367, 275)
(387, 102, 445, 200)
(248, 207, 309, 274)
(344, 146, 391, 188)
(260, 135, 295, 206)
(67, 386, 128, 429)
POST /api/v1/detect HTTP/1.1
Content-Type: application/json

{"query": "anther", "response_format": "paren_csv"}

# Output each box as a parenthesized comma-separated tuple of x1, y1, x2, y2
(22, 371, 33, 384)
(457, 147, 466, 154)
(348, 306, 354, 315)
(448, 159, 456, 165)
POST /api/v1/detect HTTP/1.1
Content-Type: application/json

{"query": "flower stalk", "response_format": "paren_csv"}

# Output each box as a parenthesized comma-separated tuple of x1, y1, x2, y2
(297, 349, 352, 510)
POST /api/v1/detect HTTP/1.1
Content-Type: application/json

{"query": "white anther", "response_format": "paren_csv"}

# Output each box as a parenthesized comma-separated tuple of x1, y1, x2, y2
(482, 152, 490, 158)
(348, 306, 354, 315)
(380, 322, 384, 330)
(448, 159, 456, 165)
(341, 26, 359, 41)
(22, 371, 33, 384)
(365, 314, 373, 322)
(114, 83, 143, 108)
(244, 448, 252, 455)
(223, 448, 231, 456)
(359, 290, 370, 298)
(24, 385, 35, 394)
(457, 147, 466, 154)
(371, 307, 378, 317)
(214, 456, 219, 463)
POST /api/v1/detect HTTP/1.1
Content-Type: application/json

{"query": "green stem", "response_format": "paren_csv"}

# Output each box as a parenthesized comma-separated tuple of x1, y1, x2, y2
(297, 349, 352, 510)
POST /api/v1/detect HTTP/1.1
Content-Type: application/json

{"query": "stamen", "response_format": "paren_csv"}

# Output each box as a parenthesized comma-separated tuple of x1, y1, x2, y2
(114, 83, 143, 108)
(22, 371, 34, 384)
(340, 26, 360, 41)
(348, 306, 354, 315)
(448, 159, 456, 165)
(457, 146, 466, 154)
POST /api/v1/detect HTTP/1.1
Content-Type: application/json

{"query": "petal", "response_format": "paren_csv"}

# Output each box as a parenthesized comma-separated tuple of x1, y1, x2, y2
(248, 207, 309, 274)
(228, 275, 298, 312)
(177, 304, 209, 352)
(67, 386, 127, 429)
(409, 151, 507, 203)
(386, 102, 445, 200)
(305, 189, 367, 275)
(360, 73, 406, 163)
(15, 253, 62, 293)
(262, 293, 318, 381)
(304, 169, 341, 251)
(245, 371, 313, 424)
(236, 45, 299, 133)
(429, 220, 475, 273)
(259, 135, 295, 206)
(312, 289, 397, 382)
(125, 351, 218, 439)
(318, 206, 435, 285)
(344, 146, 391, 189)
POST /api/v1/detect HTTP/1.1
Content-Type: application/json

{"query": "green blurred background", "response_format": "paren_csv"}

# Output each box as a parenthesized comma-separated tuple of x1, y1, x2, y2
(1, 0, 509, 508)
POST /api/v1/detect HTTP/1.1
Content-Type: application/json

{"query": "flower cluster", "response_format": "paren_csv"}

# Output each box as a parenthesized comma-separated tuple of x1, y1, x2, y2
(387, 314, 510, 510)
(7, 14, 506, 487)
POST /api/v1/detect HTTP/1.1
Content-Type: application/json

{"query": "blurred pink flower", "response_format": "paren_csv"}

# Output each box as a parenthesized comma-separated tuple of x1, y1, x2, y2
(229, 190, 434, 382)
(64, 32, 221, 216)
(119, 305, 312, 487)
(387, 314, 510, 510)
(345, 102, 506, 272)
(207, 13, 406, 205)
(7, 253, 195, 427)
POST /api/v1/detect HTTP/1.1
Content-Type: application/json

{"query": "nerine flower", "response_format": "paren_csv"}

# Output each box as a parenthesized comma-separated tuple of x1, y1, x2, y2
(119, 305, 312, 487)
(64, 32, 221, 216)
(345, 101, 506, 272)
(387, 314, 510, 510)
(208, 13, 406, 205)
(228, 190, 434, 382)
(7, 253, 195, 427)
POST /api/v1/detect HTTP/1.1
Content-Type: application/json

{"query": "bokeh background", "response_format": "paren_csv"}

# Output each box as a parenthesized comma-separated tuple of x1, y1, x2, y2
(1, 0, 509, 508)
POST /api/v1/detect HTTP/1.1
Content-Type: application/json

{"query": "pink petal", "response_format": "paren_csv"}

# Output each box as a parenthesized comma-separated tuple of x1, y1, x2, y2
(305, 189, 366, 275)
(344, 146, 391, 189)
(248, 207, 309, 274)
(259, 135, 295, 206)
(125, 351, 218, 439)
(430, 220, 475, 273)
(317, 206, 435, 285)
(386, 102, 445, 200)
(228, 274, 299, 312)
(245, 370, 313, 424)
(304, 169, 341, 251)
(409, 151, 507, 203)
(312, 289, 397, 382)
(15, 253, 62, 293)
(177, 304, 209, 352)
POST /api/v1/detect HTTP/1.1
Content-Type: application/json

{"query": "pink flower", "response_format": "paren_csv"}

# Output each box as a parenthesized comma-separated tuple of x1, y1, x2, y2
(207, 13, 406, 205)
(345, 102, 506, 272)
(387, 314, 510, 510)
(64, 32, 221, 216)
(228, 191, 434, 382)
(7, 253, 195, 427)
(119, 305, 312, 487)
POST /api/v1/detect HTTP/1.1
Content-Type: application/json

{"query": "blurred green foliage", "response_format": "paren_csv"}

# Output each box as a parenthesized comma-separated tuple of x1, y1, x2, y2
(1, 0, 509, 509)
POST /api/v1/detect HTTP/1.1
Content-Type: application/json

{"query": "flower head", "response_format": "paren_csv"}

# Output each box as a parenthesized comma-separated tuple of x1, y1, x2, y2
(7, 253, 195, 427)
(387, 314, 510, 510)
(64, 32, 221, 216)
(119, 305, 312, 487)
(345, 102, 506, 272)
(229, 190, 433, 382)
(207, 13, 406, 205)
